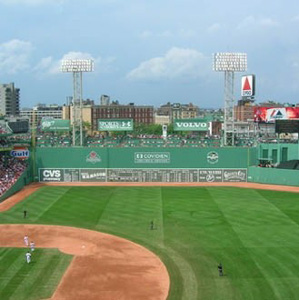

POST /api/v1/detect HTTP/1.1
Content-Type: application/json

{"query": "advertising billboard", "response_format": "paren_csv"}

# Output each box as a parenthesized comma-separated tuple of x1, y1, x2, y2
(241, 74, 255, 97)
(98, 119, 133, 131)
(39, 168, 64, 182)
(134, 152, 171, 164)
(173, 119, 209, 131)
(10, 146, 30, 160)
(254, 107, 299, 123)
(41, 119, 70, 132)
(38, 168, 247, 183)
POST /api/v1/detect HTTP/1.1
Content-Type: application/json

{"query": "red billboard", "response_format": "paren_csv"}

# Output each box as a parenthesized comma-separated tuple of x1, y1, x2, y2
(254, 107, 299, 123)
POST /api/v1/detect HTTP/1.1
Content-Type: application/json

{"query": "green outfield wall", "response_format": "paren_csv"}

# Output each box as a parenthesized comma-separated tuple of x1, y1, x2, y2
(36, 147, 256, 169)
(248, 166, 299, 186)
(35, 147, 257, 183)
(251, 143, 299, 186)
(32, 144, 299, 185)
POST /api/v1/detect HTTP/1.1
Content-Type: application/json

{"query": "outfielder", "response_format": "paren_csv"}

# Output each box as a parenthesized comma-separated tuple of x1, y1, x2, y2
(25, 251, 31, 264)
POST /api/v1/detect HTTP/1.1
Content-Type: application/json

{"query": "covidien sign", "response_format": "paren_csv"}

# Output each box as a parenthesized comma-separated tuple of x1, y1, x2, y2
(134, 152, 170, 163)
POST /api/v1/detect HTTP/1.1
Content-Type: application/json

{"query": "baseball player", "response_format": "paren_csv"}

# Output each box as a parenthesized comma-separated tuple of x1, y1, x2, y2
(24, 235, 29, 247)
(150, 221, 154, 230)
(25, 251, 31, 264)
(218, 263, 223, 276)
(30, 241, 35, 252)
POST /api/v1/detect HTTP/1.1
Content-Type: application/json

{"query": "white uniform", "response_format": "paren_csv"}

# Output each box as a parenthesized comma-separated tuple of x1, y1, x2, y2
(26, 252, 31, 263)
(24, 235, 29, 247)
(30, 241, 35, 252)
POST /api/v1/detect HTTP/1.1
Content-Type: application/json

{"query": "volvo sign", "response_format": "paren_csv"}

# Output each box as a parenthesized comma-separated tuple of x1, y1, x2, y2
(173, 119, 209, 131)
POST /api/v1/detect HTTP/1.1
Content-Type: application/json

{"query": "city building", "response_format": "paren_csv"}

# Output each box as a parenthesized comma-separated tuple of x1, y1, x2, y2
(100, 95, 110, 106)
(63, 102, 154, 133)
(234, 99, 255, 122)
(154, 114, 171, 125)
(0, 83, 20, 116)
(156, 102, 199, 122)
(92, 103, 154, 131)
(20, 104, 63, 128)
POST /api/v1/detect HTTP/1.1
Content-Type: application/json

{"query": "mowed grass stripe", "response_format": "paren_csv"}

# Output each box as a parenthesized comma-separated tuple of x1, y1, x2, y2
(208, 188, 299, 299)
(96, 187, 165, 246)
(257, 189, 299, 225)
(176, 189, 276, 299)
(161, 187, 239, 300)
(0, 249, 36, 299)
(10, 249, 72, 300)
(207, 188, 295, 227)
(0, 248, 72, 300)
(2, 186, 299, 300)
(35, 187, 116, 228)
(0, 187, 71, 224)
(0, 249, 27, 291)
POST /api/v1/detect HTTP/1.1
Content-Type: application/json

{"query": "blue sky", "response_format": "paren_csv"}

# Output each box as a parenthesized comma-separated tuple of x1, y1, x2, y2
(1, 0, 299, 108)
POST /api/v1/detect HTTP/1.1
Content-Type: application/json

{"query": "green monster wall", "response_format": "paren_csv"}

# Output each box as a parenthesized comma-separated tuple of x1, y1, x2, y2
(35, 147, 257, 183)
(35, 147, 255, 169)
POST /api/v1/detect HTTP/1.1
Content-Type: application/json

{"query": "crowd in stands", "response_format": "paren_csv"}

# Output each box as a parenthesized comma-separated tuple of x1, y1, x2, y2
(2, 131, 297, 148)
(0, 155, 27, 197)
(0, 123, 11, 135)
(0, 138, 10, 148)
(10, 133, 224, 148)
(85, 134, 223, 148)
(7, 134, 31, 145)
(36, 134, 71, 147)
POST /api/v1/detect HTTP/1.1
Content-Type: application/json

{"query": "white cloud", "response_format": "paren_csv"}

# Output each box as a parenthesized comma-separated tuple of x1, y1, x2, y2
(33, 56, 56, 74)
(34, 51, 116, 75)
(127, 47, 210, 81)
(207, 23, 221, 33)
(140, 30, 154, 39)
(0, 39, 33, 74)
(139, 29, 196, 39)
(259, 18, 279, 27)
(0, 0, 65, 5)
(291, 15, 299, 22)
(158, 30, 173, 38)
(237, 15, 279, 30)
(178, 29, 197, 38)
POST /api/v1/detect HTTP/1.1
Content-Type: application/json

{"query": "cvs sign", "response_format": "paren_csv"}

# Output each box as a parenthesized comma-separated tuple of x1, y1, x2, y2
(40, 169, 63, 181)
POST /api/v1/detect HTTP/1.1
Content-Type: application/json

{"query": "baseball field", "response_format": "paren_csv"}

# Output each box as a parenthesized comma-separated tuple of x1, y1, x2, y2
(1, 184, 299, 300)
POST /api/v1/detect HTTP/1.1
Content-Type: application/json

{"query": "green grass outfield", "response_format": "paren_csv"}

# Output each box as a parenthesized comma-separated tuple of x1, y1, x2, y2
(1, 186, 299, 300)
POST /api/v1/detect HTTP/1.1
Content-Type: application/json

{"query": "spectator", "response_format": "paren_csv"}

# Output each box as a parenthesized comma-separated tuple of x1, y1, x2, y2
(0, 155, 27, 197)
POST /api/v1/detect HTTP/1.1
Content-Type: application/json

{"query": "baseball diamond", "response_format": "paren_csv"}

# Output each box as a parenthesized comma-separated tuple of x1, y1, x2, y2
(0, 142, 299, 300)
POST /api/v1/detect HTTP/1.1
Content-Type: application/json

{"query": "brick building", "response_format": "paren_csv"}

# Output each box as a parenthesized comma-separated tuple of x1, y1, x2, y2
(234, 99, 255, 122)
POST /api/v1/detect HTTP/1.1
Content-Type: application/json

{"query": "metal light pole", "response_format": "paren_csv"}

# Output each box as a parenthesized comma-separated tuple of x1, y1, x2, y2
(61, 59, 94, 146)
(213, 53, 247, 146)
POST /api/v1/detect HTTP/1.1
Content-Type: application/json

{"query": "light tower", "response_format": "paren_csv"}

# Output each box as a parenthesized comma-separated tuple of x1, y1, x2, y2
(213, 53, 247, 146)
(61, 59, 94, 146)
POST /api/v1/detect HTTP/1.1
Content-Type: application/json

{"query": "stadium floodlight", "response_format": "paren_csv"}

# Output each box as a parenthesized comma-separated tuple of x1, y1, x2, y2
(213, 53, 247, 72)
(61, 59, 94, 146)
(61, 59, 94, 73)
(213, 52, 247, 146)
